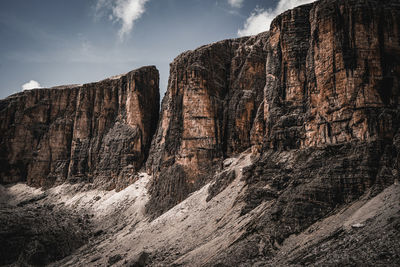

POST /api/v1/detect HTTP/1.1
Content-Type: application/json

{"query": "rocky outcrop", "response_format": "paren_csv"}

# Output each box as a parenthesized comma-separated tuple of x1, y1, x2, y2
(0, 66, 159, 189)
(207, 0, 400, 264)
(262, 0, 400, 150)
(145, 33, 269, 216)
(1, 0, 400, 266)
(236, 0, 400, 246)
(220, 138, 400, 264)
(0, 201, 90, 266)
(146, 0, 400, 218)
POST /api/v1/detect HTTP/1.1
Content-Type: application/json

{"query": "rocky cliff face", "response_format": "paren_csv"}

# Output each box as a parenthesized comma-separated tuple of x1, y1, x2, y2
(145, 0, 400, 218)
(1, 0, 400, 266)
(0, 66, 159, 189)
(263, 0, 400, 150)
(145, 33, 269, 216)
(227, 1, 400, 263)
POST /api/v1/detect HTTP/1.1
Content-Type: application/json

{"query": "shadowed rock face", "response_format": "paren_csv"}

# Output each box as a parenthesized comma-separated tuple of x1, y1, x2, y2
(145, 33, 269, 217)
(0, 202, 90, 266)
(1, 0, 397, 223)
(146, 0, 400, 217)
(0, 0, 400, 266)
(0, 66, 159, 190)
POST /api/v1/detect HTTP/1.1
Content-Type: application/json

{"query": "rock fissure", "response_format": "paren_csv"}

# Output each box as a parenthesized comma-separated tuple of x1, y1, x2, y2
(0, 66, 159, 190)
(1, 0, 400, 266)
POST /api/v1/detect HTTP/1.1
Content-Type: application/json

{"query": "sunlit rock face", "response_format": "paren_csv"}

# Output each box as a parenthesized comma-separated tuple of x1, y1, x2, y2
(146, 0, 400, 217)
(145, 33, 269, 216)
(0, 66, 159, 189)
(210, 1, 400, 264)
(263, 0, 400, 150)
(0, 0, 400, 266)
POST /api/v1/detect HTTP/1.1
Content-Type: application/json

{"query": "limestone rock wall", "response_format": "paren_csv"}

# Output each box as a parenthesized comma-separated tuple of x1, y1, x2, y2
(145, 33, 268, 216)
(204, 1, 400, 263)
(1, 0, 399, 222)
(213, 1, 400, 263)
(0, 66, 159, 189)
(263, 0, 400, 149)
(146, 0, 400, 217)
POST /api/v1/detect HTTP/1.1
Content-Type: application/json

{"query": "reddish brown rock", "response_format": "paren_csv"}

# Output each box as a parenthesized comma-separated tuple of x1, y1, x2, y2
(0, 66, 159, 189)
(146, 0, 400, 218)
(262, 0, 400, 150)
(145, 33, 268, 216)
(1, 0, 400, 266)
(213, 0, 400, 265)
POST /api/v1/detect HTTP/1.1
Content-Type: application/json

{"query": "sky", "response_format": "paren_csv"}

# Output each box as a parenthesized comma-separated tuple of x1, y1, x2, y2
(0, 0, 314, 99)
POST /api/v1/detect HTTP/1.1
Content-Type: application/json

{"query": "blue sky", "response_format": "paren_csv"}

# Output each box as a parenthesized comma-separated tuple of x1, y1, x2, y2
(0, 0, 314, 99)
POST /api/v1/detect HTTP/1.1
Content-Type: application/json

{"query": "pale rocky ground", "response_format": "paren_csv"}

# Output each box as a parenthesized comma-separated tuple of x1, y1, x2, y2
(1, 151, 399, 266)
(266, 182, 400, 266)
(53, 152, 255, 266)
(1, 1, 400, 266)
(0, 152, 253, 266)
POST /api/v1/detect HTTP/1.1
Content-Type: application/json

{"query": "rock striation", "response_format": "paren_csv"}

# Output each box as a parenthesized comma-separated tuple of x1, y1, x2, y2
(203, 0, 400, 264)
(1, 0, 398, 223)
(145, 33, 269, 216)
(263, 0, 400, 150)
(145, 0, 400, 218)
(0, 66, 159, 189)
(1, 0, 400, 266)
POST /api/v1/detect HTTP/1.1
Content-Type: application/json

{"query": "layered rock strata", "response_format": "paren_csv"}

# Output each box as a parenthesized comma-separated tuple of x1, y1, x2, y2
(0, 66, 159, 189)
(146, 0, 400, 217)
(1, 0, 400, 265)
(146, 33, 269, 216)
(263, 0, 400, 150)
(206, 0, 400, 264)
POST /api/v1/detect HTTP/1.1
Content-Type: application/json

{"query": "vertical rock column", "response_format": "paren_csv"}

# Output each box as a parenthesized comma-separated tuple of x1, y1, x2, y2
(305, 0, 400, 147)
(259, 0, 400, 150)
(146, 34, 269, 217)
(262, 3, 313, 150)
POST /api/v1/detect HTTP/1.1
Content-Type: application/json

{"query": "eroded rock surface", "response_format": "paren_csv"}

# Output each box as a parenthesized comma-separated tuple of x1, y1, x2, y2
(0, 202, 90, 266)
(206, 0, 400, 264)
(146, 0, 400, 219)
(146, 33, 269, 217)
(263, 0, 400, 150)
(1, 0, 400, 266)
(0, 66, 159, 190)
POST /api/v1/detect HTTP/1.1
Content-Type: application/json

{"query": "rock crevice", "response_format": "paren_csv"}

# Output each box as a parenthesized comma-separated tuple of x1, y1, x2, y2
(145, 0, 400, 217)
(0, 66, 159, 190)
(145, 33, 269, 216)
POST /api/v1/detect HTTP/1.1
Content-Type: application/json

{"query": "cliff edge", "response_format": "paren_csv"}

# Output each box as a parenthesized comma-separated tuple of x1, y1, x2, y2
(0, 66, 159, 190)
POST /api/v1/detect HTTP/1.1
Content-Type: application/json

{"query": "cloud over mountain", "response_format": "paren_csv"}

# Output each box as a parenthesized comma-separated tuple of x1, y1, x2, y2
(238, 0, 314, 36)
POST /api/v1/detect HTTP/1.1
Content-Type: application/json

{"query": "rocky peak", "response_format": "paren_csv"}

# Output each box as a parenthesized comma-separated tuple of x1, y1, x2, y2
(145, 33, 269, 217)
(263, 0, 400, 150)
(0, 66, 159, 190)
(1, 0, 400, 266)
(145, 0, 400, 217)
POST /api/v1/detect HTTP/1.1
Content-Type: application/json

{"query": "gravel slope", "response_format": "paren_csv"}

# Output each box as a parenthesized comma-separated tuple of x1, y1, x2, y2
(1, 153, 399, 266)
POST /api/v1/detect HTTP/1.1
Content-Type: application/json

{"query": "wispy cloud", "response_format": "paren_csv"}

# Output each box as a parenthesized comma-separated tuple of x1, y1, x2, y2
(228, 0, 244, 8)
(238, 0, 315, 37)
(22, 80, 42, 90)
(96, 0, 150, 40)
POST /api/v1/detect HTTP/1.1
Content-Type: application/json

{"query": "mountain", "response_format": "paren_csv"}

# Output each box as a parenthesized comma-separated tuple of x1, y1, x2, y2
(1, 0, 399, 266)
(0, 67, 159, 190)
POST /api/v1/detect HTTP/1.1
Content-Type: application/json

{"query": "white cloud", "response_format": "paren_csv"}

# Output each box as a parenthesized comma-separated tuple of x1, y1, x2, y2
(228, 0, 244, 8)
(22, 80, 42, 90)
(238, 0, 315, 37)
(97, 0, 150, 40)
